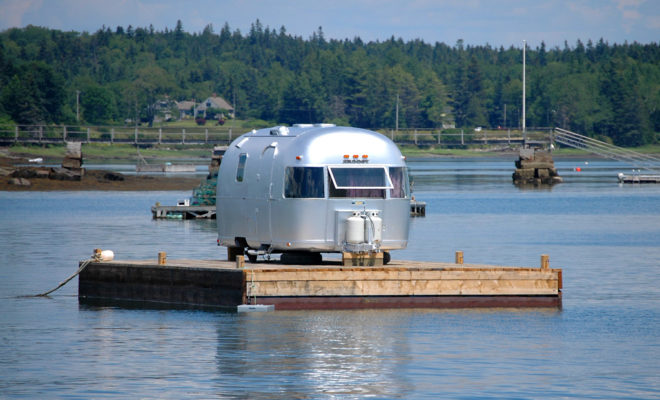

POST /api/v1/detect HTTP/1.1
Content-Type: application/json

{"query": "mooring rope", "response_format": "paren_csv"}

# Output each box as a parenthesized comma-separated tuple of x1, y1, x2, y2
(29, 257, 96, 297)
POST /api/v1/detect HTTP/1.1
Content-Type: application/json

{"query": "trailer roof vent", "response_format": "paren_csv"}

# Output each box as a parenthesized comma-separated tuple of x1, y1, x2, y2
(314, 123, 336, 128)
(270, 126, 289, 136)
(293, 124, 313, 128)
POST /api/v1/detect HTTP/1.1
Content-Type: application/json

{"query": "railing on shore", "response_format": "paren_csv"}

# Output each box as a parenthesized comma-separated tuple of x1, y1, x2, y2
(0, 125, 238, 145)
(0, 124, 553, 147)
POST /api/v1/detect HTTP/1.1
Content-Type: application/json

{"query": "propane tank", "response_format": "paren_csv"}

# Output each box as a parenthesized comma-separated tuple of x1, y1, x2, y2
(370, 211, 383, 243)
(346, 212, 365, 244)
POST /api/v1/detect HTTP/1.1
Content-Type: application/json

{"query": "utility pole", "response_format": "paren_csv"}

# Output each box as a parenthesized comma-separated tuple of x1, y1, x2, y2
(522, 40, 526, 147)
(395, 92, 399, 132)
(76, 90, 80, 122)
(504, 103, 507, 128)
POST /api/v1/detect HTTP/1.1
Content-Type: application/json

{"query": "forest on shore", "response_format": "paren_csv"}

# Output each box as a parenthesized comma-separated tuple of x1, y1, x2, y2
(0, 20, 658, 146)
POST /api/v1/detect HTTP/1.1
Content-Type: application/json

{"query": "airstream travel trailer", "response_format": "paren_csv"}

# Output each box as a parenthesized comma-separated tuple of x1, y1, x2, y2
(216, 124, 410, 263)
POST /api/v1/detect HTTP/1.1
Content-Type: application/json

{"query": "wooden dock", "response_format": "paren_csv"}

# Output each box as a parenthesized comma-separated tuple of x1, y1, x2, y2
(151, 205, 215, 219)
(618, 173, 660, 184)
(152, 200, 426, 219)
(78, 255, 562, 310)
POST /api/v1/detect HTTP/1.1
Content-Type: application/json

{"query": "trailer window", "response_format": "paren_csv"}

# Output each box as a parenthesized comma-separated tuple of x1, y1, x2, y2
(284, 167, 324, 198)
(328, 167, 392, 198)
(389, 167, 410, 198)
(236, 153, 247, 182)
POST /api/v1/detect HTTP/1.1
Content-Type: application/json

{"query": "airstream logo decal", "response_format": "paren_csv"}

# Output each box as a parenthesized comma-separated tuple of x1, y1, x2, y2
(343, 159, 369, 164)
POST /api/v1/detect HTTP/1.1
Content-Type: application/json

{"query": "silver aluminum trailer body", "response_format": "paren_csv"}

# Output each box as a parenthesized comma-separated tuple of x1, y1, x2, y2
(216, 124, 410, 256)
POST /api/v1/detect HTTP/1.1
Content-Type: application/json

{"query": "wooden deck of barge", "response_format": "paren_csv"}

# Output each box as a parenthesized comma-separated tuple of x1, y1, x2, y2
(78, 257, 562, 310)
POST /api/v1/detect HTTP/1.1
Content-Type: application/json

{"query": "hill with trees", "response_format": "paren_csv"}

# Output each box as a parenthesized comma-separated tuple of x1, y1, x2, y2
(1, 20, 658, 146)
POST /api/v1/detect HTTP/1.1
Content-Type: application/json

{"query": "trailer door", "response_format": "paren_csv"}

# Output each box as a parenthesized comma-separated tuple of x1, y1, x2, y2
(255, 142, 278, 245)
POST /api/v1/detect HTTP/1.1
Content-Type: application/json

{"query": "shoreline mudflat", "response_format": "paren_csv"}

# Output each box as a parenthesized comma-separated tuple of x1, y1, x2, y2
(0, 168, 202, 191)
(1, 148, 204, 191)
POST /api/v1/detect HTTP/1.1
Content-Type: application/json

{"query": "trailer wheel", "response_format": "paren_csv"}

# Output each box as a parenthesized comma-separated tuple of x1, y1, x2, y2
(247, 253, 257, 263)
(383, 251, 391, 265)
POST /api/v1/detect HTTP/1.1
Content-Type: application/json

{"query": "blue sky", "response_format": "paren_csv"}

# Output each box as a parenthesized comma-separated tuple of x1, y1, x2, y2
(0, 0, 658, 48)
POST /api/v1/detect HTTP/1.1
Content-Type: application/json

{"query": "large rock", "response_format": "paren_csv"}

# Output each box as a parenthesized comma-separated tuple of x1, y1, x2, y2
(103, 171, 125, 181)
(65, 142, 82, 159)
(62, 158, 82, 169)
(50, 167, 82, 181)
(8, 177, 31, 186)
(512, 148, 561, 186)
(515, 160, 555, 169)
(11, 168, 38, 178)
(0, 167, 15, 177)
(62, 141, 83, 172)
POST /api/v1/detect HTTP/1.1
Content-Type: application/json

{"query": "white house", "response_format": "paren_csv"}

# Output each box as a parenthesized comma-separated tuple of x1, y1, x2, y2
(196, 96, 234, 119)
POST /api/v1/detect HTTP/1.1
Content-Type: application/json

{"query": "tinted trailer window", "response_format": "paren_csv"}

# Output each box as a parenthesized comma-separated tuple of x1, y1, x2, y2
(328, 167, 393, 198)
(284, 167, 324, 198)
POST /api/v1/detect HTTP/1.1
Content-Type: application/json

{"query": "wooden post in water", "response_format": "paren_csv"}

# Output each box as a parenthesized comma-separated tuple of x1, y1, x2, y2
(158, 251, 167, 265)
(455, 250, 464, 264)
(541, 254, 549, 269)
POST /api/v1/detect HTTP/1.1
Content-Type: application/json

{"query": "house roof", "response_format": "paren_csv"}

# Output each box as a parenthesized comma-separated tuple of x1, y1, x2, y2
(175, 100, 196, 111)
(198, 96, 234, 111)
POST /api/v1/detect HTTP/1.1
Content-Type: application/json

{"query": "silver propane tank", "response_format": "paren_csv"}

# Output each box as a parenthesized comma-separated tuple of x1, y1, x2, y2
(369, 211, 383, 243)
(346, 212, 365, 244)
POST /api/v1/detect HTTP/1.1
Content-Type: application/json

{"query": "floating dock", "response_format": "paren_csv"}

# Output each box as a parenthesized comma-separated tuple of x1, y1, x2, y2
(78, 254, 562, 310)
(151, 205, 216, 219)
(152, 200, 427, 219)
(618, 173, 660, 184)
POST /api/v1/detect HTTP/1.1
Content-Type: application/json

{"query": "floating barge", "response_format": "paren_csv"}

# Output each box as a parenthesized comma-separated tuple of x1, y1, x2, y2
(151, 200, 426, 220)
(78, 254, 562, 310)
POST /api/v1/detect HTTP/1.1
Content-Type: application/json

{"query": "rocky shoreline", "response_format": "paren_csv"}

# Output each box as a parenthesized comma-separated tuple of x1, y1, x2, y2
(0, 147, 202, 191)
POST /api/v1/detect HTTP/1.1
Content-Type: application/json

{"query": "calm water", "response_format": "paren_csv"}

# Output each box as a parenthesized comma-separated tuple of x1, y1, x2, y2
(1, 157, 660, 398)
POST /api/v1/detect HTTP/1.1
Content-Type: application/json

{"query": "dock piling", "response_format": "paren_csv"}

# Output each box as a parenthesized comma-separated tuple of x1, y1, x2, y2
(541, 254, 549, 269)
(455, 251, 464, 264)
(158, 251, 167, 265)
(236, 255, 245, 269)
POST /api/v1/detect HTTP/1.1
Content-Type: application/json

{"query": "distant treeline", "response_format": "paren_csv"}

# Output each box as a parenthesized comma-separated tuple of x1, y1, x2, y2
(0, 21, 658, 146)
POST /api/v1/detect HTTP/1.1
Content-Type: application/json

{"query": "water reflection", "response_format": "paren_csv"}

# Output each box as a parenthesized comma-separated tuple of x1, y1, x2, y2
(215, 310, 413, 398)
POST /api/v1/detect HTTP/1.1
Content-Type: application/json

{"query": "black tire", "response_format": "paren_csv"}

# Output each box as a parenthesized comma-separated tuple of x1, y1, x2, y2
(247, 253, 257, 263)
(383, 251, 391, 265)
